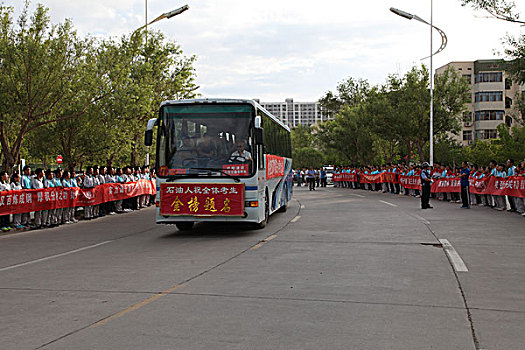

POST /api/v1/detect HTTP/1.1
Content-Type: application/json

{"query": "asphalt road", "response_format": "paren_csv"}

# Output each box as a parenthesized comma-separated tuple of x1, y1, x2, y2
(1, 186, 524, 350)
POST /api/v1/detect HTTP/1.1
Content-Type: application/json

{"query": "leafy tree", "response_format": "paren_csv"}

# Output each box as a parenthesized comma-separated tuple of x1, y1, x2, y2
(319, 77, 370, 116)
(291, 124, 313, 149)
(460, 0, 524, 24)
(463, 140, 501, 166)
(292, 147, 325, 169)
(21, 10, 198, 170)
(494, 123, 525, 161)
(316, 106, 376, 166)
(0, 3, 108, 170)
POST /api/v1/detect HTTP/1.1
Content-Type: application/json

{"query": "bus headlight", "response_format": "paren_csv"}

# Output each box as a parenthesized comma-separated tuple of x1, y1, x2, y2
(245, 201, 259, 207)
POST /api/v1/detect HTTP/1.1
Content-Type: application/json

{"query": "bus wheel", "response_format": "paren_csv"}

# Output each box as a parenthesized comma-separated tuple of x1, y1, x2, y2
(176, 222, 194, 231)
(254, 191, 269, 229)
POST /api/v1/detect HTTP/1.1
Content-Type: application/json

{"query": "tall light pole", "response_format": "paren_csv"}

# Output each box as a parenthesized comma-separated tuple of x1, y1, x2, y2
(390, 4, 447, 165)
(137, 4, 190, 165)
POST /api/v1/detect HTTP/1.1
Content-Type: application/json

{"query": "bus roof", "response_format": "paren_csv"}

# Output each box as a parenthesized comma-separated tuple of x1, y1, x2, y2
(160, 98, 290, 132)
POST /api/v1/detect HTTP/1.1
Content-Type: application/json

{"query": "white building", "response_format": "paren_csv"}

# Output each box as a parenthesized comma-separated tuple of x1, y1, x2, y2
(255, 98, 331, 128)
(436, 59, 523, 146)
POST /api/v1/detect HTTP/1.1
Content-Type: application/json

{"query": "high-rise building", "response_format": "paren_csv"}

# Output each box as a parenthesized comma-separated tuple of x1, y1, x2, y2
(436, 59, 523, 146)
(254, 98, 331, 128)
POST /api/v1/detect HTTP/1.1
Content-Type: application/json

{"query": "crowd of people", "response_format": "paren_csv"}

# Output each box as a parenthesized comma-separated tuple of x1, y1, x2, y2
(294, 167, 328, 190)
(0, 165, 156, 232)
(296, 159, 525, 216)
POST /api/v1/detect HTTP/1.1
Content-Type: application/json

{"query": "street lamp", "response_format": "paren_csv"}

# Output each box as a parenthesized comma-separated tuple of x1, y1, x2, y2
(390, 4, 447, 165)
(137, 4, 189, 166)
(138, 4, 189, 33)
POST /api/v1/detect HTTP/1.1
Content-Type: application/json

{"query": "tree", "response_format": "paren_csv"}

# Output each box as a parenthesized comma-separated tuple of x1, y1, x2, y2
(316, 106, 376, 166)
(20, 11, 198, 169)
(291, 124, 313, 149)
(460, 0, 524, 24)
(495, 123, 525, 161)
(0, 3, 108, 170)
(319, 77, 370, 116)
(292, 147, 325, 169)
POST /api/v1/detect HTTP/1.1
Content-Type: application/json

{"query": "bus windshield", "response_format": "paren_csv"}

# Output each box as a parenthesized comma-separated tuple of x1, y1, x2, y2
(157, 104, 254, 177)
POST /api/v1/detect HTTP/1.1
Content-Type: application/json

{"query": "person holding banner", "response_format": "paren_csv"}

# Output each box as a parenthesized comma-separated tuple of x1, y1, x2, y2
(306, 167, 315, 191)
(21, 166, 32, 227)
(493, 164, 507, 211)
(506, 159, 517, 212)
(0, 171, 11, 231)
(10, 173, 24, 229)
(420, 163, 433, 209)
(460, 161, 471, 209)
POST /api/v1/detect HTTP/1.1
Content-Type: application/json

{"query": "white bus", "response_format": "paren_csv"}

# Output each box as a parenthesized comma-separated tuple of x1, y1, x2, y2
(145, 99, 293, 231)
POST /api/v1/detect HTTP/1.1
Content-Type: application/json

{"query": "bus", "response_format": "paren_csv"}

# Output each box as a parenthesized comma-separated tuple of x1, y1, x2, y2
(145, 98, 293, 231)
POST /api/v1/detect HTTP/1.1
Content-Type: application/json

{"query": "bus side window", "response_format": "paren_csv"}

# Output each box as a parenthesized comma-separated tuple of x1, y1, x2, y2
(258, 144, 264, 170)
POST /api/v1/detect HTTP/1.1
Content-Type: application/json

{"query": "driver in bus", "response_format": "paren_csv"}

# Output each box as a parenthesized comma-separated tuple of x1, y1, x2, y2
(229, 141, 252, 163)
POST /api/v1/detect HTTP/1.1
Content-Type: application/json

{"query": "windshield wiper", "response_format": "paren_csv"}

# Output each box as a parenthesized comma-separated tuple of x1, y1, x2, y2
(191, 167, 241, 182)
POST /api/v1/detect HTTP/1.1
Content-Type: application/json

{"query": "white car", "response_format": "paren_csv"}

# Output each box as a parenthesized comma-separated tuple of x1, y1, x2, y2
(323, 166, 334, 184)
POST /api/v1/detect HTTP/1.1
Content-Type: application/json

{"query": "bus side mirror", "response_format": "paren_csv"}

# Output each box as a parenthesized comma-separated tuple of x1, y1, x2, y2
(254, 128, 264, 145)
(145, 130, 153, 146)
(145, 118, 157, 146)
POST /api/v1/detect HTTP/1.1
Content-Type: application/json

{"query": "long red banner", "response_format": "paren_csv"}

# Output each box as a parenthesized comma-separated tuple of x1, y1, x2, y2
(333, 173, 525, 197)
(333, 173, 356, 182)
(0, 180, 156, 215)
(398, 175, 421, 190)
(431, 176, 525, 197)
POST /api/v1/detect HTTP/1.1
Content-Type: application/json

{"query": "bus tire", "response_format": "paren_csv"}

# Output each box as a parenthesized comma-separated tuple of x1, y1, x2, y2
(254, 190, 269, 229)
(176, 222, 194, 231)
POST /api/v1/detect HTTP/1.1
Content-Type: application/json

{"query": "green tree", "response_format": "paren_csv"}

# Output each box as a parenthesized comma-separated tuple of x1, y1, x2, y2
(460, 0, 524, 25)
(291, 124, 313, 149)
(316, 106, 376, 166)
(319, 77, 370, 116)
(495, 123, 525, 161)
(292, 147, 325, 169)
(0, 3, 108, 170)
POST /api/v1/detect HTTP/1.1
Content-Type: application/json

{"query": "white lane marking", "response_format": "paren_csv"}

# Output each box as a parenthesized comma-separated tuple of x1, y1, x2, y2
(0, 241, 113, 272)
(301, 205, 306, 209)
(379, 200, 398, 207)
(439, 239, 468, 272)
(351, 194, 365, 198)
(412, 214, 431, 225)
(291, 216, 301, 223)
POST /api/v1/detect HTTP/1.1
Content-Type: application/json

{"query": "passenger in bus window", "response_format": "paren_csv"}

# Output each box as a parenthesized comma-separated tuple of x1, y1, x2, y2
(229, 141, 252, 163)
(197, 132, 217, 159)
(170, 135, 197, 168)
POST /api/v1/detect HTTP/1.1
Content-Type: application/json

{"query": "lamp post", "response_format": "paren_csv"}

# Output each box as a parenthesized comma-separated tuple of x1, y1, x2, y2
(390, 3, 447, 165)
(138, 4, 189, 166)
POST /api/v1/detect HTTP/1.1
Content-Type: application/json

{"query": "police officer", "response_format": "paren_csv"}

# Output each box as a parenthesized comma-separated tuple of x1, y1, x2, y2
(420, 162, 433, 209)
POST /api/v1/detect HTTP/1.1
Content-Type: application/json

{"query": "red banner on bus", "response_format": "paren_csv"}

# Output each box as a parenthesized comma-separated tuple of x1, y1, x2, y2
(223, 164, 249, 176)
(266, 155, 285, 179)
(160, 183, 245, 216)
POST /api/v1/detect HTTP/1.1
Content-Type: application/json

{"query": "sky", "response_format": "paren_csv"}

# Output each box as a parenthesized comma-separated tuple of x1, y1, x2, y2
(7, 0, 525, 102)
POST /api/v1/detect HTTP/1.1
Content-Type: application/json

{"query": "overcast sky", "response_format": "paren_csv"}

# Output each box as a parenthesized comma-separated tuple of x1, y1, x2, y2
(7, 0, 525, 102)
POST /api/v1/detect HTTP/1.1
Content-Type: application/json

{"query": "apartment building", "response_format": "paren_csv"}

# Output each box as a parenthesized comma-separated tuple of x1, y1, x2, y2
(436, 59, 523, 146)
(254, 98, 331, 128)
